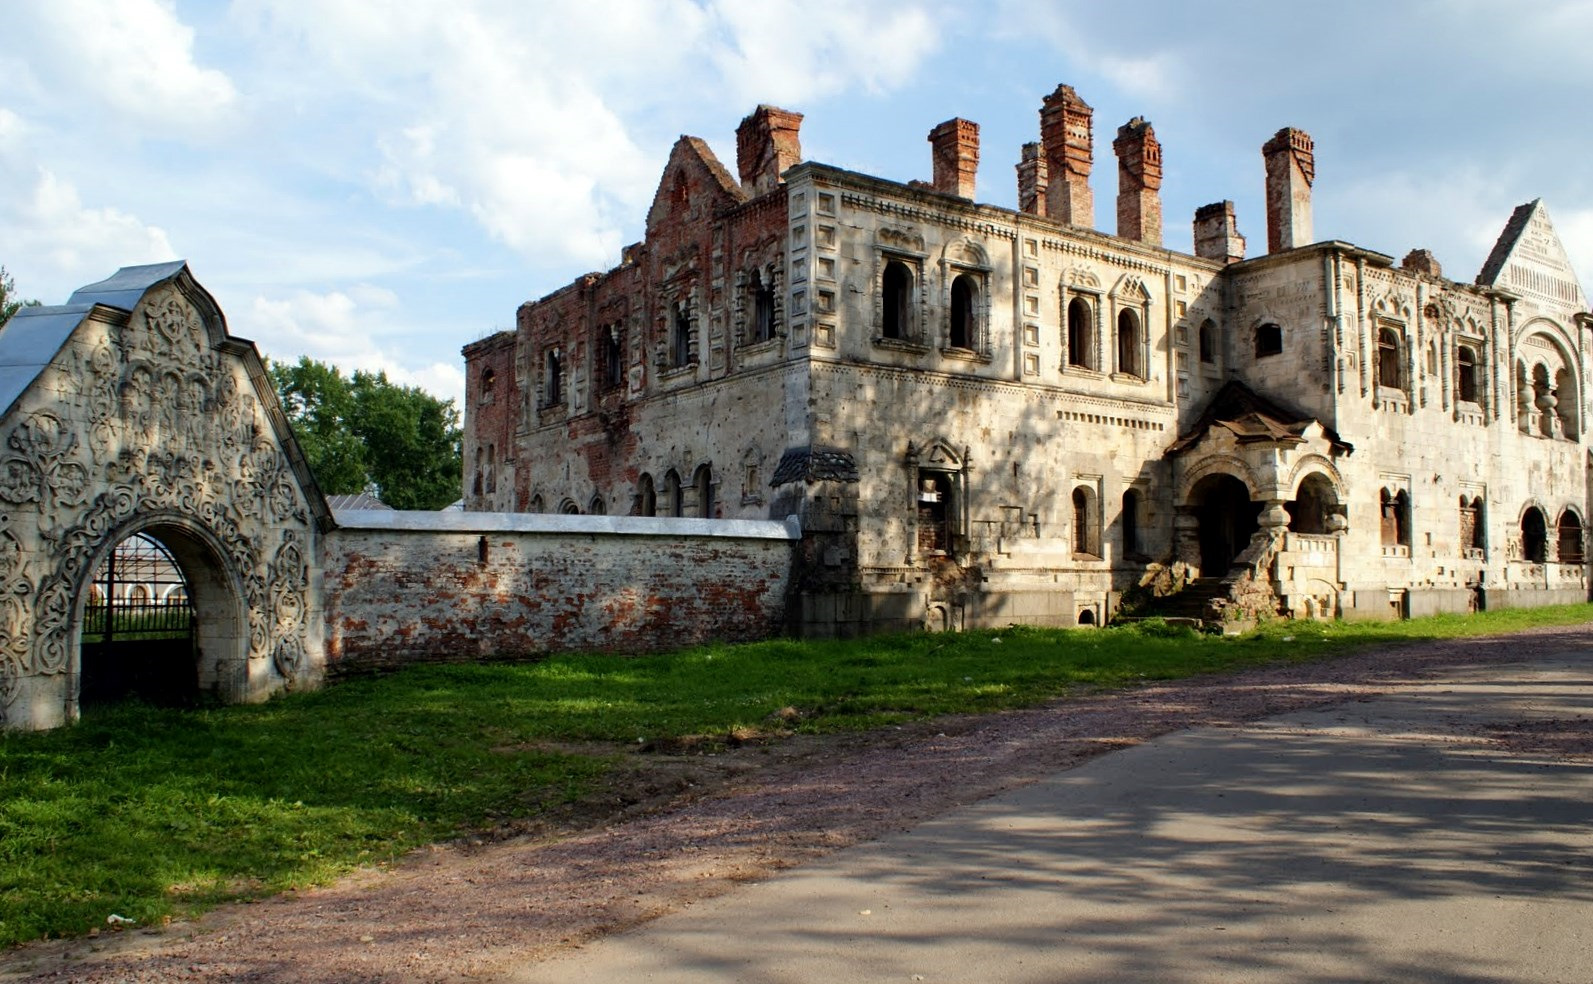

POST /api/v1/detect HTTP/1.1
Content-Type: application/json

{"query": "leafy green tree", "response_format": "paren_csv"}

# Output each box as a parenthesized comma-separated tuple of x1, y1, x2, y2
(270, 357, 462, 510)
(0, 266, 41, 327)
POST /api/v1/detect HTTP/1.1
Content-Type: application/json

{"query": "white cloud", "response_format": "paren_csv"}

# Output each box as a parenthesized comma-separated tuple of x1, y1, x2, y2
(242, 287, 467, 407)
(16, 0, 236, 130)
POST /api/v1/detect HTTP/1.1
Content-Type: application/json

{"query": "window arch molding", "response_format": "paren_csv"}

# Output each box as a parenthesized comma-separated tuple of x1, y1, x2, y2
(939, 239, 991, 356)
(1108, 274, 1152, 381)
(874, 244, 927, 346)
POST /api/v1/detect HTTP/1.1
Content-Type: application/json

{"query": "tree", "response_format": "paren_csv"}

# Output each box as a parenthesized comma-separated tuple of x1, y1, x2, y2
(0, 266, 41, 327)
(270, 357, 463, 510)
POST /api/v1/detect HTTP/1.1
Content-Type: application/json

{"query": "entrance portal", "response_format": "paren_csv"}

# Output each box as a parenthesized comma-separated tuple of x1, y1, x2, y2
(1191, 473, 1259, 575)
(80, 533, 197, 707)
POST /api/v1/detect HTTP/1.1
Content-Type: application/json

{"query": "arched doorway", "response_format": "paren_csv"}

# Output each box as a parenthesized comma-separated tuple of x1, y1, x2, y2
(1190, 473, 1259, 575)
(75, 520, 245, 711)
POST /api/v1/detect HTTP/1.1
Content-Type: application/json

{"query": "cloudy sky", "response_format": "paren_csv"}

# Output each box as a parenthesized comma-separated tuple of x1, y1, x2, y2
(4, 0, 1592, 408)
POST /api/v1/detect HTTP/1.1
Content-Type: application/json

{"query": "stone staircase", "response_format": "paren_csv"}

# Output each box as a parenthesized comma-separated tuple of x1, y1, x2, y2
(1127, 577, 1228, 623)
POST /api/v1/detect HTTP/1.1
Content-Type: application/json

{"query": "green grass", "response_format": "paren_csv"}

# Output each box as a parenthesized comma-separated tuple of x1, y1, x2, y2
(3, 601, 1590, 946)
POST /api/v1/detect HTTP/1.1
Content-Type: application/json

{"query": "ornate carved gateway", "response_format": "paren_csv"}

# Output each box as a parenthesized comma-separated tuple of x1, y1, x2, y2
(0, 262, 329, 729)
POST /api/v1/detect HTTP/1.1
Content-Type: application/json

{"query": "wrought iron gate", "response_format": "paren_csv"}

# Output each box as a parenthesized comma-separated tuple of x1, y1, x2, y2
(79, 533, 198, 706)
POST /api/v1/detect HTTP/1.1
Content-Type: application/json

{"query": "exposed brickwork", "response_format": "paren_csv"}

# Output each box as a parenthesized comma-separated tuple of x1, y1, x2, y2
(1402, 248, 1443, 278)
(321, 525, 794, 671)
(1193, 200, 1246, 264)
(1016, 141, 1047, 216)
(461, 331, 518, 510)
(1112, 116, 1162, 246)
(928, 118, 979, 199)
(1263, 126, 1315, 252)
(736, 105, 804, 198)
(1039, 84, 1094, 227)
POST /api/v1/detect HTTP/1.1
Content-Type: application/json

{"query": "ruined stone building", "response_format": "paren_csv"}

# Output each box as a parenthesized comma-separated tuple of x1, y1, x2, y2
(467, 84, 1591, 634)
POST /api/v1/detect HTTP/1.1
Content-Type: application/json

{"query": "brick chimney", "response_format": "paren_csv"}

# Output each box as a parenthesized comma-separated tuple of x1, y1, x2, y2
(1039, 84, 1094, 227)
(1263, 127, 1314, 252)
(1113, 117, 1162, 246)
(736, 105, 804, 197)
(1016, 142, 1047, 216)
(928, 118, 979, 199)
(1193, 201, 1246, 264)
(1401, 248, 1442, 279)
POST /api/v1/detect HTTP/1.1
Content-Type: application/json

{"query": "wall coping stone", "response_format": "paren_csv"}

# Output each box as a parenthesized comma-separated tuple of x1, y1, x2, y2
(332, 509, 802, 540)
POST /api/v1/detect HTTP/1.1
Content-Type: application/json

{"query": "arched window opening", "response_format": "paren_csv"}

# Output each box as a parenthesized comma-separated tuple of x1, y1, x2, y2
(481, 368, 496, 401)
(1067, 297, 1095, 369)
(1117, 309, 1142, 378)
(1521, 507, 1548, 563)
(637, 474, 656, 517)
(529, 494, 545, 513)
(544, 348, 563, 406)
(485, 442, 496, 495)
(600, 325, 624, 390)
(80, 531, 200, 708)
(1077, 609, 1097, 626)
(1557, 510, 1583, 564)
(1555, 367, 1578, 440)
(1198, 319, 1216, 364)
(1121, 488, 1142, 557)
(1459, 496, 1486, 556)
(1287, 474, 1335, 535)
(472, 447, 484, 498)
(751, 272, 776, 344)
(693, 464, 714, 518)
(1376, 328, 1403, 390)
(1456, 346, 1478, 403)
(882, 261, 913, 340)
(1532, 364, 1555, 437)
(559, 499, 580, 515)
(672, 301, 694, 368)
(1255, 322, 1283, 358)
(589, 495, 606, 516)
(663, 469, 683, 518)
(1071, 486, 1099, 557)
(949, 274, 977, 349)
(1380, 489, 1410, 548)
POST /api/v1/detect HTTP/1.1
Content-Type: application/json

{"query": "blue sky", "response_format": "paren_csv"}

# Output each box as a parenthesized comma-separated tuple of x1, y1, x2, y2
(4, 0, 1592, 408)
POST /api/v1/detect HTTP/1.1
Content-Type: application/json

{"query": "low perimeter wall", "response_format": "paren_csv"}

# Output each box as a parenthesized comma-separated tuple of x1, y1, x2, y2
(321, 511, 799, 674)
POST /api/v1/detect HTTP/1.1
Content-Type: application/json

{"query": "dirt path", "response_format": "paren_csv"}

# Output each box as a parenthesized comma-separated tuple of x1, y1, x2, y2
(6, 625, 1590, 983)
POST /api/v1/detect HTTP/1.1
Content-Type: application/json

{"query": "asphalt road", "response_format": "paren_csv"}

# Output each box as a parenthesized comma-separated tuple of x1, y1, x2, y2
(500, 653, 1593, 984)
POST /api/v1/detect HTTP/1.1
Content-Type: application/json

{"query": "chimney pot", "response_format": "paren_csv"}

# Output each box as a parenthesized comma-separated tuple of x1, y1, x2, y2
(928, 118, 980, 199)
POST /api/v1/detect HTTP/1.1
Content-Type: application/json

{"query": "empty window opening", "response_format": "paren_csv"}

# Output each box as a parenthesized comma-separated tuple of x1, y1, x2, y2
(1071, 486, 1100, 557)
(1117, 309, 1142, 378)
(637, 474, 656, 517)
(693, 464, 714, 518)
(751, 272, 776, 343)
(1380, 489, 1410, 547)
(1287, 474, 1336, 535)
(1376, 328, 1403, 390)
(949, 274, 977, 349)
(917, 471, 954, 555)
(1555, 367, 1578, 440)
(664, 469, 684, 518)
(882, 261, 912, 340)
(1067, 297, 1095, 369)
(485, 442, 496, 495)
(1456, 346, 1478, 403)
(481, 367, 496, 401)
(1198, 319, 1216, 364)
(601, 325, 624, 390)
(589, 494, 606, 515)
(1255, 322, 1283, 358)
(529, 494, 545, 513)
(1522, 506, 1548, 563)
(1558, 510, 1584, 564)
(1077, 608, 1097, 626)
(1459, 496, 1486, 555)
(672, 301, 694, 368)
(544, 348, 563, 406)
(1121, 488, 1143, 557)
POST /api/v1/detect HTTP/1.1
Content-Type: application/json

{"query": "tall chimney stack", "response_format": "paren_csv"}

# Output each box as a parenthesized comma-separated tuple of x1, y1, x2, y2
(735, 105, 804, 197)
(1263, 127, 1314, 252)
(928, 118, 980, 199)
(1016, 142, 1047, 216)
(1039, 85, 1094, 227)
(1113, 117, 1162, 246)
(1193, 201, 1246, 264)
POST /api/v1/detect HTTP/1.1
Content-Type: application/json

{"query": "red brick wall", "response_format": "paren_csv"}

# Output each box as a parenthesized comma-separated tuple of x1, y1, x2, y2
(320, 517, 796, 673)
